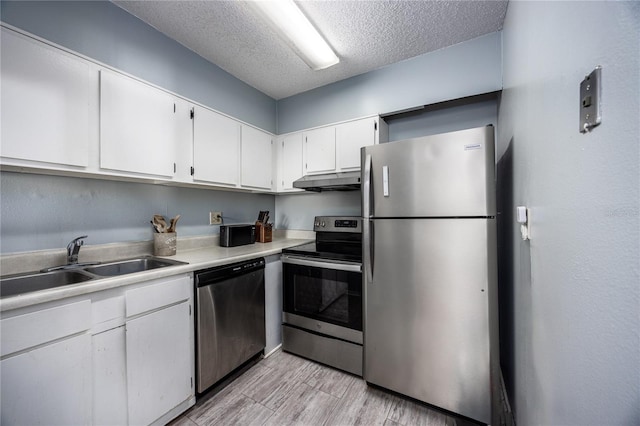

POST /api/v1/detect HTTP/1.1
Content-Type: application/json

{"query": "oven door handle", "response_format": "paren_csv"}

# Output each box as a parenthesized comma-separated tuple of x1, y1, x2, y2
(281, 255, 362, 273)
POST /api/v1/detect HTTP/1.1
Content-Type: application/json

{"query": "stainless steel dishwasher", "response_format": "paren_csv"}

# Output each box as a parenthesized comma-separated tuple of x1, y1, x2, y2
(194, 257, 265, 394)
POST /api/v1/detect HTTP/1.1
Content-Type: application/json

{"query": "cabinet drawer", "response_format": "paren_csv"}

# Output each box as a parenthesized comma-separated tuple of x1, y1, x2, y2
(125, 275, 190, 317)
(1, 300, 91, 357)
(92, 295, 125, 334)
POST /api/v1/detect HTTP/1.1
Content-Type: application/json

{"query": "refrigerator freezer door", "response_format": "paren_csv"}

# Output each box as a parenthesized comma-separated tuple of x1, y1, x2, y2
(364, 218, 496, 424)
(362, 125, 495, 218)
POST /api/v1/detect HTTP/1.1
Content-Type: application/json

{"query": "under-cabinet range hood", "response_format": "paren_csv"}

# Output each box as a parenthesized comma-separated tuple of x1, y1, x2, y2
(293, 171, 361, 192)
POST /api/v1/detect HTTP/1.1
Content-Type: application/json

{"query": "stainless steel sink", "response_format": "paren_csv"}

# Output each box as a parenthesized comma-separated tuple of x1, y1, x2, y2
(0, 256, 188, 299)
(1, 270, 95, 298)
(84, 257, 187, 277)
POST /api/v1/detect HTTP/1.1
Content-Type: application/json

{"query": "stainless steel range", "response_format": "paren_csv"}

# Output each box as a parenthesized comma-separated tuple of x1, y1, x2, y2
(281, 216, 363, 376)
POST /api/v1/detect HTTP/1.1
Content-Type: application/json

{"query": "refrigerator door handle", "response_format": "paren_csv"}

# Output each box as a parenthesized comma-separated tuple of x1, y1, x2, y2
(363, 154, 373, 218)
(363, 219, 374, 283)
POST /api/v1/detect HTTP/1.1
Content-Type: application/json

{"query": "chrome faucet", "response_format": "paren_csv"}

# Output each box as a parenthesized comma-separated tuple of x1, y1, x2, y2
(40, 235, 99, 272)
(67, 235, 88, 264)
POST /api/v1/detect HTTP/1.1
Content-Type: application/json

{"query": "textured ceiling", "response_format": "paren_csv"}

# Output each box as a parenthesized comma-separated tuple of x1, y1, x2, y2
(113, 1, 508, 100)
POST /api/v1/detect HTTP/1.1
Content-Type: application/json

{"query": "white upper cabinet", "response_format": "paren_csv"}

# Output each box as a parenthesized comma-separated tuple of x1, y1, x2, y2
(1, 28, 93, 168)
(173, 99, 195, 182)
(100, 70, 177, 177)
(241, 125, 273, 190)
(1, 26, 389, 194)
(192, 106, 240, 186)
(299, 117, 386, 178)
(336, 117, 379, 171)
(303, 126, 336, 175)
(278, 132, 304, 192)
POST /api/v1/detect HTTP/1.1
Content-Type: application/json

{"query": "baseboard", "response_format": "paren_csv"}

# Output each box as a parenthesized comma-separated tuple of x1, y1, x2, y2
(499, 370, 515, 426)
(263, 343, 282, 358)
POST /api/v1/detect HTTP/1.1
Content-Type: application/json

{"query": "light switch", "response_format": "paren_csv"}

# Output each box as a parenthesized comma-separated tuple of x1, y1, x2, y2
(516, 206, 530, 241)
(579, 66, 602, 133)
(516, 206, 528, 224)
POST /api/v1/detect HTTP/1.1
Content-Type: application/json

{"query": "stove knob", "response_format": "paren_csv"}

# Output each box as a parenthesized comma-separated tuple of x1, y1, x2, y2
(321, 221, 326, 227)
(314, 221, 320, 227)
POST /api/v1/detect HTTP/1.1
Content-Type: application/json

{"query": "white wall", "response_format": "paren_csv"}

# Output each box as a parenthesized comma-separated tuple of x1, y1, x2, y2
(497, 2, 639, 424)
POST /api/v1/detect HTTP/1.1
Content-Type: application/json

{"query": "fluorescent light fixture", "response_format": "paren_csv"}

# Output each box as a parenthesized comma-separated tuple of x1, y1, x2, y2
(247, 0, 339, 70)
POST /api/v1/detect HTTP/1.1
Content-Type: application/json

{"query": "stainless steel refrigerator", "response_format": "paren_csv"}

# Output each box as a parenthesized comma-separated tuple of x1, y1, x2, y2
(361, 125, 500, 425)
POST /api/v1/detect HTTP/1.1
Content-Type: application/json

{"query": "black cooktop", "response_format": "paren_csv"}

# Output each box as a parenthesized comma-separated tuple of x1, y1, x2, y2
(283, 236, 362, 263)
(283, 216, 363, 263)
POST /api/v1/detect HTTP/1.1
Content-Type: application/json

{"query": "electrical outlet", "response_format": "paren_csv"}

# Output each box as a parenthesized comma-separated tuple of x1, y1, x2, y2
(209, 211, 223, 225)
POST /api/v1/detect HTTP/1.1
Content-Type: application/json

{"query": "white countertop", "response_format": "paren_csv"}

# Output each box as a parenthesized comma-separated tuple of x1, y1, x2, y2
(0, 237, 311, 312)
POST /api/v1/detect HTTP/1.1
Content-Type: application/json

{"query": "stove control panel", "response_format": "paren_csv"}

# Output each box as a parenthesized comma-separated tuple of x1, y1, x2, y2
(314, 216, 361, 233)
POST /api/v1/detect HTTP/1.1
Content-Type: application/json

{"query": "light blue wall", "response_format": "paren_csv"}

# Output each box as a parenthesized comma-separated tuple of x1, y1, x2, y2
(0, 0, 276, 132)
(0, 173, 274, 253)
(277, 32, 502, 133)
(275, 192, 361, 231)
(497, 2, 639, 424)
(386, 95, 498, 142)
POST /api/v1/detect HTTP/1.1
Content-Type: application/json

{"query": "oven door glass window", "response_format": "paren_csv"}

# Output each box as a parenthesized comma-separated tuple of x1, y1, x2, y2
(283, 262, 362, 331)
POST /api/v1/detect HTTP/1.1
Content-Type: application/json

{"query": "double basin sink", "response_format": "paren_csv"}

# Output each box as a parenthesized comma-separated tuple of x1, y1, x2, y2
(1, 257, 188, 299)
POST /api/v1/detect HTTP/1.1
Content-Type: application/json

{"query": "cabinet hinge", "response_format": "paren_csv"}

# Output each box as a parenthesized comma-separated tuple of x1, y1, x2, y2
(173, 163, 176, 173)
(189, 304, 192, 316)
(190, 166, 195, 176)
(173, 103, 176, 113)
(190, 109, 194, 119)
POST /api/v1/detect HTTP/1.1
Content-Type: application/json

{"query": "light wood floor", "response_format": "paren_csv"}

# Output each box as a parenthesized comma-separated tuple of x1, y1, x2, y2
(171, 349, 475, 426)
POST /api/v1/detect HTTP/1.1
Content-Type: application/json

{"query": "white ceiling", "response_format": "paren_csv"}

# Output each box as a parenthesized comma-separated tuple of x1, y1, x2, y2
(113, 1, 508, 100)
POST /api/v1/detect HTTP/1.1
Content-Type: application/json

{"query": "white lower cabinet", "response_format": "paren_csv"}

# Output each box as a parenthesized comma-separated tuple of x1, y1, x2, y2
(1, 300, 93, 425)
(0, 274, 194, 426)
(1, 333, 92, 425)
(92, 325, 128, 425)
(126, 301, 192, 426)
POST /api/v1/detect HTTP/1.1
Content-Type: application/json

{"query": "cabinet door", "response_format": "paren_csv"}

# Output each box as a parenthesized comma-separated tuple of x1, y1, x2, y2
(1, 334, 92, 425)
(174, 100, 195, 182)
(1, 28, 91, 167)
(193, 106, 240, 186)
(100, 70, 176, 177)
(303, 126, 336, 174)
(336, 118, 377, 171)
(93, 326, 127, 426)
(241, 125, 273, 190)
(279, 133, 304, 192)
(126, 301, 192, 426)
